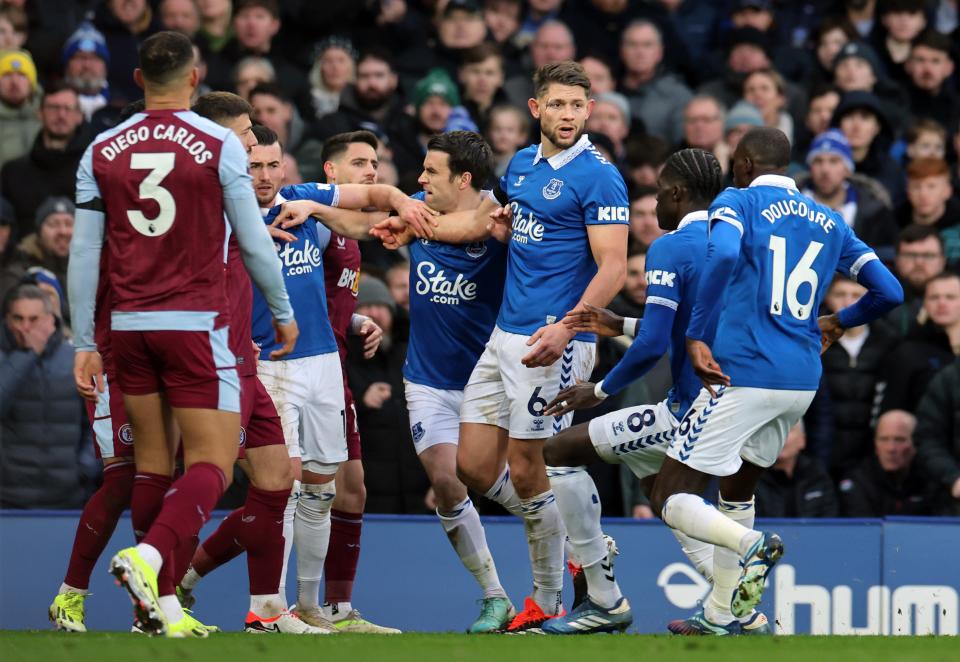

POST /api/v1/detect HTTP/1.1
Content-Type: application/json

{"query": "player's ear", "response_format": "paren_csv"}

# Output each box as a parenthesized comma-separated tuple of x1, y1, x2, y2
(584, 98, 595, 119)
(527, 97, 540, 119)
(133, 68, 145, 91)
(460, 171, 472, 191)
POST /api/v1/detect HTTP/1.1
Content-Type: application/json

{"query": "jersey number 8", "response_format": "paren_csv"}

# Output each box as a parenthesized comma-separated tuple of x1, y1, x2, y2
(769, 235, 824, 321)
(127, 152, 177, 237)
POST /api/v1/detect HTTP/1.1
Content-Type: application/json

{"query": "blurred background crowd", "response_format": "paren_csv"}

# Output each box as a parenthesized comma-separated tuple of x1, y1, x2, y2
(0, 0, 958, 519)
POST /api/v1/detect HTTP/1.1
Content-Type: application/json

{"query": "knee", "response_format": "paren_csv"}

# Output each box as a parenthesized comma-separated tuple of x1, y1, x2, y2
(455, 458, 493, 493)
(433, 474, 467, 512)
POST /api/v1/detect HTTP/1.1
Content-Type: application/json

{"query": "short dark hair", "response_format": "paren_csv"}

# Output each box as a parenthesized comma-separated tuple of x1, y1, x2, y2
(661, 148, 724, 204)
(809, 83, 841, 102)
(249, 81, 289, 104)
(926, 269, 960, 292)
(3, 283, 52, 317)
(462, 43, 503, 67)
(41, 81, 78, 106)
(321, 130, 379, 164)
(234, 0, 279, 18)
(629, 184, 657, 201)
(879, 0, 926, 16)
(897, 224, 944, 252)
(911, 29, 953, 57)
(739, 127, 792, 169)
(138, 31, 195, 86)
(906, 117, 946, 144)
(252, 124, 280, 151)
(192, 91, 253, 123)
(426, 130, 493, 191)
(358, 46, 395, 71)
(533, 61, 590, 99)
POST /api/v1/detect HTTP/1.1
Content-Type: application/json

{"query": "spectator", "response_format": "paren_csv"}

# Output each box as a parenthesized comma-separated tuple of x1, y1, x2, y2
(843, 0, 879, 38)
(681, 95, 728, 167)
(232, 55, 274, 101)
(820, 274, 898, 478)
(458, 43, 507, 131)
(503, 19, 574, 108)
(483, 0, 522, 48)
(832, 90, 905, 204)
(61, 21, 110, 121)
(196, 0, 233, 53)
(17, 266, 65, 321)
(514, 0, 562, 48)
(159, 0, 201, 38)
(807, 16, 859, 88)
(579, 54, 616, 96)
(796, 129, 898, 259)
(0, 49, 40, 167)
(698, 27, 777, 110)
(792, 84, 841, 163)
(720, 99, 764, 180)
(249, 82, 324, 181)
(94, 0, 162, 104)
(831, 41, 908, 131)
(307, 35, 355, 121)
(742, 67, 792, 143)
(624, 134, 670, 188)
(1, 83, 88, 241)
(607, 244, 646, 319)
(897, 159, 960, 260)
(0, 5, 27, 51)
(617, 19, 692, 144)
(412, 69, 458, 152)
(397, 0, 488, 88)
(319, 48, 421, 186)
(385, 261, 410, 314)
(840, 409, 936, 516)
(874, 0, 928, 85)
(657, 0, 723, 73)
(347, 276, 427, 514)
(904, 118, 947, 164)
(754, 421, 839, 518)
(0, 197, 74, 310)
(903, 30, 956, 139)
(880, 271, 959, 412)
(627, 185, 663, 250)
(0, 197, 13, 269)
(485, 104, 529, 178)
(886, 224, 947, 335)
(914, 358, 960, 515)
(585, 92, 630, 164)
(0, 284, 87, 509)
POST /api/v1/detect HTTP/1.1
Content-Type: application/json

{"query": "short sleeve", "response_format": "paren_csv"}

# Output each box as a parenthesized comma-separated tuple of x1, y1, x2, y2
(218, 131, 254, 199)
(836, 222, 879, 280)
(280, 182, 340, 207)
(708, 187, 747, 236)
(643, 238, 683, 311)
(582, 165, 629, 226)
(76, 144, 101, 205)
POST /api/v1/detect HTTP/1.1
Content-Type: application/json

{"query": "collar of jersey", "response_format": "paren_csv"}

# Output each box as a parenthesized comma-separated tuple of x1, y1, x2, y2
(749, 174, 798, 190)
(676, 210, 708, 230)
(533, 134, 591, 170)
(261, 191, 287, 215)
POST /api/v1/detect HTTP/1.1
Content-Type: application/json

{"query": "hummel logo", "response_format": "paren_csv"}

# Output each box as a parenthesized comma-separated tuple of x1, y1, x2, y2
(241, 515, 256, 523)
(514, 175, 525, 186)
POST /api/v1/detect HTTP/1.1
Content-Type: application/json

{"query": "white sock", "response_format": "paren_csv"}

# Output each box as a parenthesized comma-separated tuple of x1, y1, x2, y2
(180, 566, 201, 591)
(704, 497, 756, 625)
(671, 529, 715, 582)
(483, 466, 524, 517)
(250, 593, 285, 618)
(520, 490, 565, 615)
(294, 481, 335, 609)
(323, 601, 352, 621)
(278, 480, 299, 600)
(437, 497, 507, 599)
(158, 594, 183, 625)
(550, 467, 622, 609)
(661, 493, 760, 555)
(59, 583, 88, 596)
(135, 543, 162, 574)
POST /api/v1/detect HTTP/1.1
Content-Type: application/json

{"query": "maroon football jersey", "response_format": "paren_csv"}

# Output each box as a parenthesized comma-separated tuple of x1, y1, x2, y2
(323, 231, 361, 363)
(89, 109, 235, 326)
(226, 236, 257, 377)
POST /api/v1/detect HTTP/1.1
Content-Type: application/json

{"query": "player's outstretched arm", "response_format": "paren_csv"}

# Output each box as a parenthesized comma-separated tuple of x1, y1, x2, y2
(428, 195, 503, 244)
(273, 199, 389, 240)
(338, 184, 438, 238)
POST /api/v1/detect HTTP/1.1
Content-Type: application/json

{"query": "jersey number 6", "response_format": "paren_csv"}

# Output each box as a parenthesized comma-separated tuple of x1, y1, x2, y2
(127, 152, 177, 237)
(769, 235, 824, 321)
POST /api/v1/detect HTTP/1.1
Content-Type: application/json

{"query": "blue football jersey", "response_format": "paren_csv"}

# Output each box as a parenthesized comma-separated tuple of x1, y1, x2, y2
(497, 135, 629, 340)
(643, 212, 715, 417)
(706, 175, 877, 390)
(251, 183, 340, 360)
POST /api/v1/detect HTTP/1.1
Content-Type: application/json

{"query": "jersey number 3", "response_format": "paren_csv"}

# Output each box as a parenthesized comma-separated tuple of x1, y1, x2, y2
(127, 152, 176, 237)
(769, 235, 823, 321)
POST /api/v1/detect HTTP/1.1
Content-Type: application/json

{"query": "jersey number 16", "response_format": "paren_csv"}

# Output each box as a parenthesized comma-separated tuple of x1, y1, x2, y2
(769, 235, 824, 321)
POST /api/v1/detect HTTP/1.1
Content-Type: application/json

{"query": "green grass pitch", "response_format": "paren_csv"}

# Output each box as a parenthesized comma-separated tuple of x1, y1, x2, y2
(1, 632, 957, 662)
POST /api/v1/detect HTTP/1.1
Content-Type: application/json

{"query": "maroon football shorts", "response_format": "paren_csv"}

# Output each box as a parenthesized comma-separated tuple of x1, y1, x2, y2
(237, 374, 284, 460)
(85, 373, 134, 460)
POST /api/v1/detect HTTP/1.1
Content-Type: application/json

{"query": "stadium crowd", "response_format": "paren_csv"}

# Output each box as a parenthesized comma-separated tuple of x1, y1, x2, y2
(1, 0, 958, 518)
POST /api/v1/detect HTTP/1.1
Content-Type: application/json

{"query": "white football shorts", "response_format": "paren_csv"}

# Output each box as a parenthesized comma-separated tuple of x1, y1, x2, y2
(667, 385, 816, 476)
(257, 352, 347, 472)
(461, 326, 595, 440)
(588, 400, 679, 479)
(404, 380, 463, 455)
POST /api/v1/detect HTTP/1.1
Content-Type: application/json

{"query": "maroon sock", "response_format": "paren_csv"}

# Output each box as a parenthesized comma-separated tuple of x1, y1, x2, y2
(239, 486, 289, 596)
(142, 462, 225, 560)
(63, 463, 135, 589)
(323, 509, 363, 604)
(158, 552, 177, 596)
(131, 472, 173, 543)
(172, 533, 199, 586)
(193, 508, 245, 577)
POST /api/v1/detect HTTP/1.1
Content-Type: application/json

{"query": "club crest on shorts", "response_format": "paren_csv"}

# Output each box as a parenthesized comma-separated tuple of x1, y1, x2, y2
(465, 241, 487, 258)
(542, 178, 564, 200)
(411, 421, 425, 442)
(239, 426, 246, 447)
(118, 424, 134, 445)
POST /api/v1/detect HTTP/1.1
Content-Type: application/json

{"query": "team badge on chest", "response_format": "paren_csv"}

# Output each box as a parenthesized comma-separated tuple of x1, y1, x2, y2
(542, 178, 564, 200)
